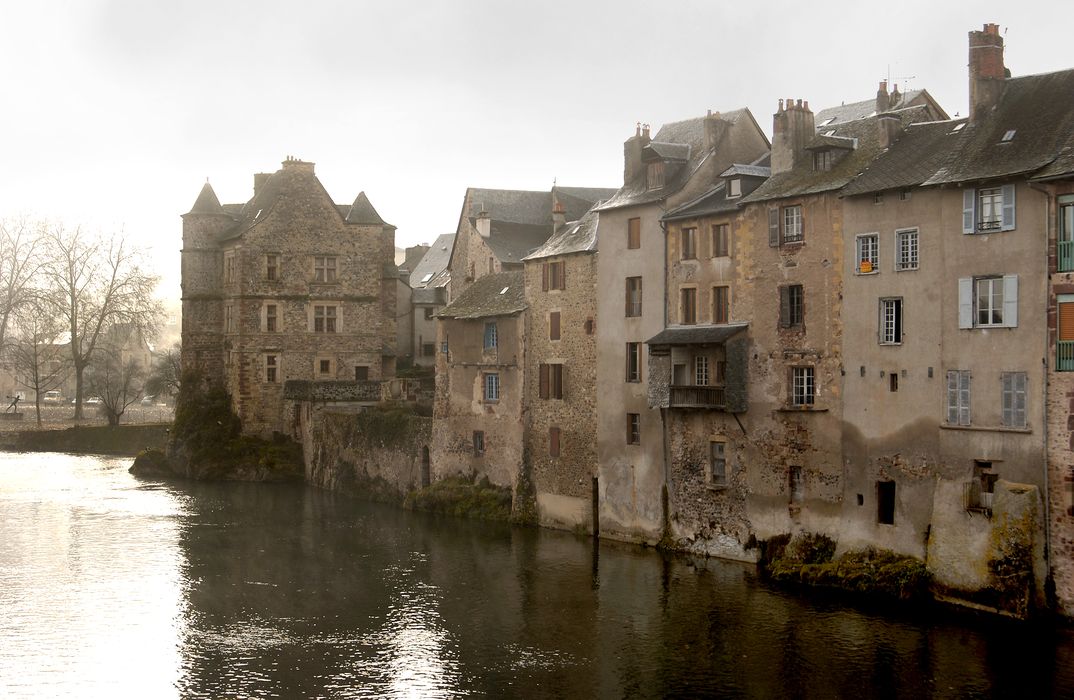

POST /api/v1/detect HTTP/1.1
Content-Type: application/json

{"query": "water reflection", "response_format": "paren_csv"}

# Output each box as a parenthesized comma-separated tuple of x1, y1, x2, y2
(1, 454, 1073, 698)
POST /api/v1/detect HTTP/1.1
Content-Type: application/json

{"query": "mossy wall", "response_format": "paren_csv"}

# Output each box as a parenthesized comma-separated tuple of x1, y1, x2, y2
(12, 424, 170, 456)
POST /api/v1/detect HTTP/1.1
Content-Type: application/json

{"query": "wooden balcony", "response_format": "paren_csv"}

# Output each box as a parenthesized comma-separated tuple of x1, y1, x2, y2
(669, 385, 726, 409)
(1058, 340, 1074, 372)
(1060, 240, 1074, 272)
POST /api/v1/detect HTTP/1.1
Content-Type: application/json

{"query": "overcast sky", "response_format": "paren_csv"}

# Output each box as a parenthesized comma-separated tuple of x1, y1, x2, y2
(1, 1, 1068, 303)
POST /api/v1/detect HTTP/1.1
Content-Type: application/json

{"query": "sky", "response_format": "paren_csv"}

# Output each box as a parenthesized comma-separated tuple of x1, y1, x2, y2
(1, 1, 1069, 305)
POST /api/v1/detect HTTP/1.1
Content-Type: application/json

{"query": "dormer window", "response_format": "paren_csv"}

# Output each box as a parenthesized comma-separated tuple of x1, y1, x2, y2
(647, 162, 665, 190)
(727, 178, 742, 198)
(813, 150, 833, 172)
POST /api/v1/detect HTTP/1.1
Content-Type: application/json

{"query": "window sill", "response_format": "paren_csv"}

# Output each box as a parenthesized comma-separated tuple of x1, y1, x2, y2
(940, 423, 1031, 434)
(895, 267, 919, 272)
(778, 405, 828, 413)
(705, 483, 728, 492)
(855, 270, 879, 276)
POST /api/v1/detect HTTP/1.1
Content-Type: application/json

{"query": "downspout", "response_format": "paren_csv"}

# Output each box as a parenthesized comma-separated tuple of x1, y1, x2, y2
(1030, 179, 1052, 575)
(659, 203, 671, 543)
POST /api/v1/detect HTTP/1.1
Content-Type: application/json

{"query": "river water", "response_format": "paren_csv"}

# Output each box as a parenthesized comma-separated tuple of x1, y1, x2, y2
(1, 452, 1072, 698)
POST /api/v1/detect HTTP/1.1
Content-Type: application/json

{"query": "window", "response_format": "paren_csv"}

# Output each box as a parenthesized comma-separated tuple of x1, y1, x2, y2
(317, 358, 332, 376)
(549, 312, 560, 341)
(266, 254, 279, 281)
(877, 481, 896, 525)
(265, 303, 278, 332)
(355, 366, 369, 381)
(680, 287, 697, 325)
(627, 217, 641, 249)
(314, 256, 337, 282)
(959, 276, 1017, 329)
(873, 193, 884, 205)
(488, 256, 494, 274)
(626, 342, 641, 383)
(711, 224, 729, 258)
(1059, 295, 1074, 371)
(473, 431, 485, 456)
(483, 373, 499, 402)
(542, 261, 565, 290)
(779, 285, 804, 328)
(712, 286, 729, 324)
(946, 370, 971, 426)
(1060, 195, 1074, 272)
(1001, 371, 1027, 428)
(900, 189, 912, 201)
(647, 162, 665, 190)
(313, 305, 338, 333)
(783, 205, 803, 242)
(626, 413, 640, 445)
(962, 185, 1015, 233)
(879, 298, 902, 345)
(708, 441, 727, 487)
(422, 342, 435, 357)
(538, 363, 564, 399)
(264, 354, 278, 383)
(681, 228, 697, 260)
(728, 179, 742, 198)
(224, 304, 234, 333)
(813, 150, 832, 172)
(856, 233, 879, 273)
(549, 427, 561, 458)
(625, 277, 643, 317)
(895, 228, 918, 271)
(483, 322, 497, 350)
(695, 356, 709, 386)
(424, 307, 435, 320)
(791, 366, 815, 406)
(224, 253, 236, 284)
(889, 372, 898, 392)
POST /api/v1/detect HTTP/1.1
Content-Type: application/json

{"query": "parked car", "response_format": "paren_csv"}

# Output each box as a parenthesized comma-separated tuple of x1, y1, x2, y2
(85, 396, 102, 405)
(41, 391, 64, 405)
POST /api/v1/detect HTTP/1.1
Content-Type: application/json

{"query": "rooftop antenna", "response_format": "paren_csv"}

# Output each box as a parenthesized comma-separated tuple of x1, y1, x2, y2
(886, 64, 917, 92)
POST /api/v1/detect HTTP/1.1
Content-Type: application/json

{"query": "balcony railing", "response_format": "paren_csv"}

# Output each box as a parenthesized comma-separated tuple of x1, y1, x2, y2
(670, 385, 725, 409)
(1059, 240, 1074, 272)
(1058, 341, 1074, 371)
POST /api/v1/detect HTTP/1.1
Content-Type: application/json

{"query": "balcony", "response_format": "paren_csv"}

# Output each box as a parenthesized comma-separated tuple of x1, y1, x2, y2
(1060, 240, 1074, 272)
(1058, 340, 1074, 371)
(670, 385, 726, 409)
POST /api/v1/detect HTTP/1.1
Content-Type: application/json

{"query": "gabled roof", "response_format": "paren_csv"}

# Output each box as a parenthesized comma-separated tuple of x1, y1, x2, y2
(814, 88, 948, 128)
(741, 105, 933, 204)
(409, 233, 455, 288)
(721, 163, 771, 178)
(524, 208, 600, 260)
(438, 271, 526, 319)
(480, 221, 552, 265)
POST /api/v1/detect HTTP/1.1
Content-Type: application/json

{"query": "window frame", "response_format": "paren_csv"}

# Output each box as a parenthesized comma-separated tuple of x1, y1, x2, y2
(549, 311, 561, 341)
(711, 223, 730, 258)
(549, 426, 561, 458)
(625, 342, 641, 383)
(483, 373, 500, 403)
(895, 227, 919, 271)
(483, 321, 498, 350)
(782, 205, 804, 243)
(265, 253, 279, 281)
(625, 277, 643, 317)
(264, 303, 278, 333)
(855, 233, 879, 274)
(695, 356, 709, 386)
(264, 354, 279, 384)
(708, 440, 727, 488)
(313, 255, 338, 283)
(962, 185, 1016, 233)
(879, 297, 903, 345)
(779, 285, 804, 329)
(473, 430, 485, 456)
(791, 366, 815, 407)
(1000, 371, 1027, 429)
(712, 285, 729, 324)
(627, 218, 641, 249)
(681, 227, 697, 260)
(626, 413, 640, 445)
(975, 276, 1005, 327)
(946, 369, 971, 426)
(680, 287, 697, 325)
(538, 363, 564, 400)
(542, 261, 565, 291)
(313, 304, 339, 333)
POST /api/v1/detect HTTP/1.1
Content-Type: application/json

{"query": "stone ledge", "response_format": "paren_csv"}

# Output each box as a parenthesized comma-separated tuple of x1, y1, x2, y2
(940, 423, 1033, 434)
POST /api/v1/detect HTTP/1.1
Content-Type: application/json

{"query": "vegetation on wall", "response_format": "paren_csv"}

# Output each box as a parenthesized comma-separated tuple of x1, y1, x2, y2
(403, 475, 513, 522)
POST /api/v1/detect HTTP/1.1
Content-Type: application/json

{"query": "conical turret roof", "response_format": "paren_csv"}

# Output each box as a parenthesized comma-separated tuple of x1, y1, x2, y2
(187, 182, 223, 215)
(346, 191, 386, 225)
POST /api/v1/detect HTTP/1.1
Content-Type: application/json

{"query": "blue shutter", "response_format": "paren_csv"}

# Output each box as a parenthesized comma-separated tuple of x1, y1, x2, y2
(962, 189, 976, 234)
(1001, 184, 1016, 231)
(959, 371, 971, 426)
(768, 208, 779, 247)
(958, 278, 973, 329)
(1003, 274, 1018, 327)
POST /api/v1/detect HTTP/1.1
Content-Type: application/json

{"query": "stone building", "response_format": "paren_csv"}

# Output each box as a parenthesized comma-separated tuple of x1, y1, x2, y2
(522, 208, 600, 531)
(409, 233, 454, 366)
(181, 157, 398, 437)
(446, 186, 614, 301)
(593, 110, 770, 545)
(431, 271, 527, 494)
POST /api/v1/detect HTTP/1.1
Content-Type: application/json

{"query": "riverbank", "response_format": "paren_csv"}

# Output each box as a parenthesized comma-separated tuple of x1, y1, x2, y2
(0, 423, 171, 456)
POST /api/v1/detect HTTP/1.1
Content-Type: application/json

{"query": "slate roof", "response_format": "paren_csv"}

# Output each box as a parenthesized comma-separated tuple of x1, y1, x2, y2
(438, 271, 526, 319)
(346, 192, 387, 225)
(844, 68, 1074, 194)
(409, 233, 455, 288)
(722, 163, 771, 178)
(524, 208, 600, 260)
(741, 105, 933, 204)
(647, 323, 749, 346)
(480, 221, 552, 265)
(814, 89, 939, 127)
(187, 182, 223, 215)
(646, 142, 691, 161)
(597, 109, 752, 211)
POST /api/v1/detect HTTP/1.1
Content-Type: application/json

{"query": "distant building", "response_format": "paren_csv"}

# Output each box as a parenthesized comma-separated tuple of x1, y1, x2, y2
(181, 157, 398, 437)
(409, 234, 454, 366)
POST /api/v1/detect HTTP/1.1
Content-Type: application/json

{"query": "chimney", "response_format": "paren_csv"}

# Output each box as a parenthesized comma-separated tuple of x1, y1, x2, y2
(623, 121, 652, 184)
(253, 173, 271, 196)
(876, 80, 890, 114)
(969, 23, 1005, 121)
(877, 113, 903, 149)
(552, 200, 566, 230)
(771, 98, 816, 176)
(889, 83, 902, 110)
(476, 209, 491, 238)
(281, 156, 315, 174)
(704, 110, 729, 151)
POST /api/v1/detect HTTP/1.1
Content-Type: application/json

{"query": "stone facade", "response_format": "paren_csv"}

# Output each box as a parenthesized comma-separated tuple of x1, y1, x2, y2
(181, 158, 397, 437)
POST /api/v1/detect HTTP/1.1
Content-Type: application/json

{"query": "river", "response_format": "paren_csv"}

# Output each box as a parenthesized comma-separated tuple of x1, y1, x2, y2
(1, 452, 1072, 698)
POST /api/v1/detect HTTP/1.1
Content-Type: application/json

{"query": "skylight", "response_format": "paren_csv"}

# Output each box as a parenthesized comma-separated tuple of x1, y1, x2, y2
(420, 273, 433, 283)
(824, 130, 837, 137)
(1001, 129, 1017, 142)
(952, 123, 965, 132)
(499, 287, 509, 295)
(819, 117, 836, 126)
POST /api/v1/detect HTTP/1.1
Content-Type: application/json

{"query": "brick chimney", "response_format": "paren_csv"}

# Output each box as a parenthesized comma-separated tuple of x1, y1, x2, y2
(552, 200, 566, 230)
(476, 209, 491, 238)
(969, 23, 1005, 121)
(771, 98, 815, 176)
(623, 122, 652, 184)
(876, 81, 890, 114)
(253, 172, 271, 196)
(877, 113, 903, 149)
(281, 155, 315, 174)
(704, 110, 729, 151)
(889, 83, 902, 110)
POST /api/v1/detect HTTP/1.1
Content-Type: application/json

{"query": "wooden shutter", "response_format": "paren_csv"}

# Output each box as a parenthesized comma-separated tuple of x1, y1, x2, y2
(1002, 275, 1018, 327)
(542, 263, 549, 291)
(946, 371, 958, 424)
(779, 287, 790, 328)
(1059, 302, 1074, 341)
(559, 262, 566, 290)
(1014, 373, 1027, 427)
(962, 189, 976, 234)
(1001, 372, 1013, 426)
(554, 364, 565, 399)
(1001, 184, 1016, 231)
(958, 278, 973, 329)
(549, 427, 560, 457)
(549, 312, 560, 340)
(959, 371, 971, 426)
(768, 208, 780, 246)
(539, 363, 549, 399)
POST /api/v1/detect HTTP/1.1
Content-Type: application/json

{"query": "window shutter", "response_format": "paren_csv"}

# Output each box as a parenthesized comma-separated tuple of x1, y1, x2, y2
(1015, 373, 1027, 427)
(542, 263, 549, 291)
(962, 189, 976, 234)
(1001, 372, 1013, 426)
(559, 365, 567, 400)
(549, 312, 560, 340)
(1001, 184, 1016, 231)
(539, 364, 549, 399)
(1060, 302, 1074, 341)
(624, 280, 630, 317)
(1003, 274, 1018, 327)
(779, 287, 791, 328)
(560, 262, 566, 290)
(549, 427, 560, 457)
(959, 371, 971, 426)
(958, 278, 973, 329)
(946, 371, 958, 424)
(768, 208, 779, 247)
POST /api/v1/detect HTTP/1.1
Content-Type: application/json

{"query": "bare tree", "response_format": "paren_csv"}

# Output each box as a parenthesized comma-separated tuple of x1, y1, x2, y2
(0, 218, 46, 354)
(145, 341, 181, 401)
(8, 301, 70, 425)
(85, 352, 145, 427)
(44, 226, 163, 419)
